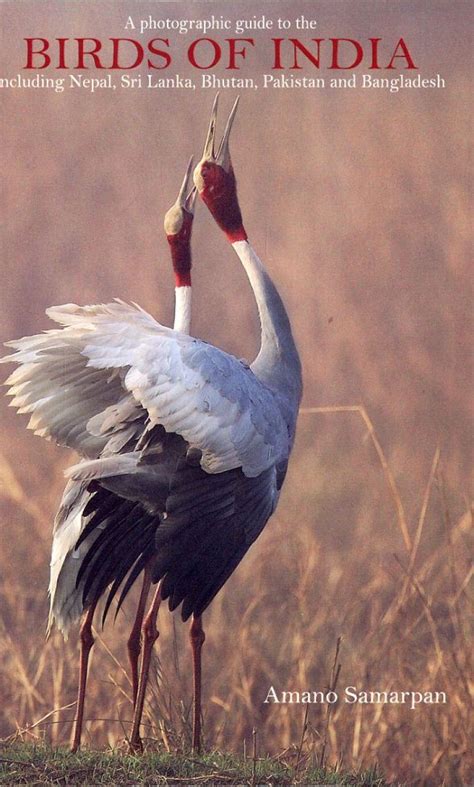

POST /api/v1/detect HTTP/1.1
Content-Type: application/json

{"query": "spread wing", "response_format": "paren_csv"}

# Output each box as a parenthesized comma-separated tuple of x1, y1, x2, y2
(2, 301, 289, 477)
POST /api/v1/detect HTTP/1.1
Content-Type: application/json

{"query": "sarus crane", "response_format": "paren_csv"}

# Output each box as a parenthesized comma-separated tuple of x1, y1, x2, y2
(50, 155, 198, 753)
(1, 95, 303, 753)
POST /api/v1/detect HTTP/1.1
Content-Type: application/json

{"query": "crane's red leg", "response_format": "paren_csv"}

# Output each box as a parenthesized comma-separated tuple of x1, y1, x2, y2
(190, 614, 206, 753)
(127, 566, 152, 706)
(129, 584, 162, 752)
(71, 601, 97, 753)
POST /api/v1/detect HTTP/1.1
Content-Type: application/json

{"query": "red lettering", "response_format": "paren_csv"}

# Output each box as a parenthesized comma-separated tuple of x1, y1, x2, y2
(188, 38, 221, 69)
(271, 38, 322, 69)
(76, 39, 104, 69)
(57, 38, 68, 69)
(147, 38, 172, 69)
(226, 38, 254, 70)
(291, 38, 321, 68)
(110, 39, 143, 69)
(23, 35, 417, 72)
(387, 38, 418, 69)
(330, 38, 363, 69)
(24, 38, 50, 69)
(369, 38, 382, 69)
(272, 38, 284, 69)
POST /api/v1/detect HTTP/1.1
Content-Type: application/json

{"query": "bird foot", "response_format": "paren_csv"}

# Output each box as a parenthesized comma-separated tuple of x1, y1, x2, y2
(128, 735, 144, 754)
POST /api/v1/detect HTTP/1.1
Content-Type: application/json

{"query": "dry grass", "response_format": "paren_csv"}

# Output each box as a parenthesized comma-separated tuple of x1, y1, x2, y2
(0, 409, 471, 785)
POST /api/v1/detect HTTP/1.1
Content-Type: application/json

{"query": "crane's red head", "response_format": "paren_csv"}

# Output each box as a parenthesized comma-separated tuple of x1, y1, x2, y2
(193, 94, 248, 244)
(164, 156, 197, 287)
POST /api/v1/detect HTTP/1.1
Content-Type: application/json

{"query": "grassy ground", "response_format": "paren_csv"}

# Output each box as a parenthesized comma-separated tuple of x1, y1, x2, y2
(0, 743, 392, 786)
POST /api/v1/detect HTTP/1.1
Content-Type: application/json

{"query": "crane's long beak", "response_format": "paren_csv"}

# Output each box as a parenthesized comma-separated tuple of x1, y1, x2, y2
(178, 155, 197, 214)
(216, 96, 239, 171)
(164, 156, 197, 235)
(201, 92, 219, 161)
(194, 94, 240, 191)
(185, 186, 197, 214)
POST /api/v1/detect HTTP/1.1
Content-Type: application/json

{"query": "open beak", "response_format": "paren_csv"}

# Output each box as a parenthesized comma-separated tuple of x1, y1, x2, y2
(194, 94, 240, 190)
(164, 156, 197, 235)
(177, 155, 197, 215)
(216, 96, 239, 171)
(201, 92, 219, 161)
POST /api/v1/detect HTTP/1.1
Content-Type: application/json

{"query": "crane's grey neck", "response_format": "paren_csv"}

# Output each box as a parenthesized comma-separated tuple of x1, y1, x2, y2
(232, 240, 302, 429)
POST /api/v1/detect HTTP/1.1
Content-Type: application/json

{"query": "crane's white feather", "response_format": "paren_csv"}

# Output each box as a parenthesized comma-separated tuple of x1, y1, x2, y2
(2, 301, 289, 477)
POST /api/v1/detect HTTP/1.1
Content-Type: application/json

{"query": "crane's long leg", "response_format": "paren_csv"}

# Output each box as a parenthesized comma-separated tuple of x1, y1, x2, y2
(71, 600, 97, 753)
(127, 565, 152, 706)
(190, 614, 206, 753)
(129, 584, 162, 752)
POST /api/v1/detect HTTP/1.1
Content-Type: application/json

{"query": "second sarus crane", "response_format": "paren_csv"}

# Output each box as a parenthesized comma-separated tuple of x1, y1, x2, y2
(2, 97, 303, 752)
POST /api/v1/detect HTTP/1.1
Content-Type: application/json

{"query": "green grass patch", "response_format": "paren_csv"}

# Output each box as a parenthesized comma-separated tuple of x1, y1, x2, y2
(0, 742, 396, 785)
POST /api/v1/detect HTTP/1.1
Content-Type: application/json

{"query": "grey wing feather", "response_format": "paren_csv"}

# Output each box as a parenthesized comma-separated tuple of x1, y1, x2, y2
(48, 479, 103, 635)
(152, 459, 277, 620)
(65, 431, 187, 514)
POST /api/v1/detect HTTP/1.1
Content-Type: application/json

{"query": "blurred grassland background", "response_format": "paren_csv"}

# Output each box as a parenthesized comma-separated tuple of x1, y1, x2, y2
(0, 2, 472, 784)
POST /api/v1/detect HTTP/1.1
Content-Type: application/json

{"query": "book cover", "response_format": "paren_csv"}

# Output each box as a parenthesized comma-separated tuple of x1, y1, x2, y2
(0, 2, 471, 784)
